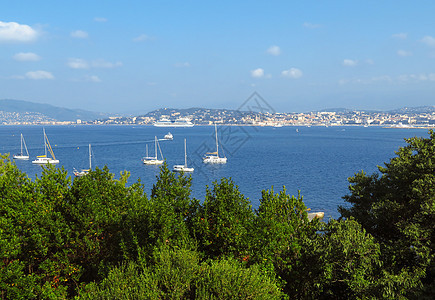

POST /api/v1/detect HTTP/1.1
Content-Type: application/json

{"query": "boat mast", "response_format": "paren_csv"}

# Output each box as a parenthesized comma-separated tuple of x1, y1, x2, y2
(215, 123, 219, 156)
(20, 134, 24, 155)
(89, 144, 92, 170)
(184, 139, 187, 167)
(43, 129, 47, 157)
(23, 134, 29, 156)
(157, 138, 164, 160)
(154, 136, 158, 159)
(44, 130, 56, 160)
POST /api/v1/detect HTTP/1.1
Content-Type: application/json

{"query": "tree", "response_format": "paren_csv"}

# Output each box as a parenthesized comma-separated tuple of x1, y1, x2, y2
(147, 162, 198, 251)
(193, 178, 255, 260)
(339, 130, 435, 297)
(0, 157, 76, 299)
(309, 218, 383, 299)
(77, 246, 284, 299)
(251, 188, 319, 296)
(64, 166, 147, 283)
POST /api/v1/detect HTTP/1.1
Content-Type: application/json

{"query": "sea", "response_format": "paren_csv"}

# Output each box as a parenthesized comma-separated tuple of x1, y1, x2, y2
(0, 125, 430, 219)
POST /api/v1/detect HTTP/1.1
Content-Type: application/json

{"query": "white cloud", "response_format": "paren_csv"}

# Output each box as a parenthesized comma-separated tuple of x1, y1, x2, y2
(343, 59, 358, 67)
(421, 35, 435, 47)
(68, 58, 89, 69)
(399, 73, 435, 82)
(68, 58, 122, 69)
(303, 22, 321, 29)
(0, 21, 39, 43)
(371, 75, 392, 82)
(267, 45, 281, 56)
(71, 30, 89, 39)
(133, 34, 151, 42)
(398, 74, 408, 81)
(392, 33, 407, 39)
(25, 70, 54, 80)
(397, 49, 412, 57)
(85, 75, 101, 82)
(174, 62, 190, 68)
(94, 17, 107, 22)
(281, 68, 303, 79)
(13, 52, 41, 61)
(251, 68, 265, 78)
(338, 76, 391, 85)
(92, 59, 122, 68)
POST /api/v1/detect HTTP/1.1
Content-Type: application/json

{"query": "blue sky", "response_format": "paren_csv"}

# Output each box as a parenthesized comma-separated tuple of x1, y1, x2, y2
(1, 0, 435, 114)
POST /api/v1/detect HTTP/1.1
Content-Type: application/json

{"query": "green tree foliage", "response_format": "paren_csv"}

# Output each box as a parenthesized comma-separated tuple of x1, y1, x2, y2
(0, 157, 75, 299)
(77, 246, 284, 300)
(193, 178, 255, 260)
(251, 188, 319, 296)
(309, 218, 383, 299)
(63, 166, 146, 282)
(147, 162, 197, 251)
(195, 257, 283, 299)
(340, 130, 435, 298)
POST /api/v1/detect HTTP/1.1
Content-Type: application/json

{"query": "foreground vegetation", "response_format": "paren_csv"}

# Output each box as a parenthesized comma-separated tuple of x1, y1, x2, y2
(1, 130, 434, 299)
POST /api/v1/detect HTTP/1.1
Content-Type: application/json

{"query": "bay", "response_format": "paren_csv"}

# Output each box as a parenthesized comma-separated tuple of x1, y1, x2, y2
(0, 125, 429, 219)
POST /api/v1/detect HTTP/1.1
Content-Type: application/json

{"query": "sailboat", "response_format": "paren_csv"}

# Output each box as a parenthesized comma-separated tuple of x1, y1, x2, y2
(13, 133, 30, 160)
(142, 136, 164, 165)
(203, 124, 227, 164)
(74, 144, 92, 177)
(173, 139, 194, 172)
(164, 132, 173, 140)
(32, 129, 59, 165)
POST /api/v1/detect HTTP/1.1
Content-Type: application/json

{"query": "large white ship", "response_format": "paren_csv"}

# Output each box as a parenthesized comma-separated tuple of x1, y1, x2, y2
(153, 117, 194, 127)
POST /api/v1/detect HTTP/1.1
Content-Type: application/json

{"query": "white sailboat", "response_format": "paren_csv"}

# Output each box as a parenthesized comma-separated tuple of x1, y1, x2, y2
(142, 136, 164, 165)
(164, 132, 173, 140)
(173, 139, 194, 172)
(203, 124, 227, 164)
(32, 129, 59, 165)
(74, 144, 92, 177)
(13, 133, 30, 160)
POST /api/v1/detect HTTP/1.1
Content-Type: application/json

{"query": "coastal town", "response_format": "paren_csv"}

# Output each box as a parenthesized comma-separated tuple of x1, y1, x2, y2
(1, 106, 435, 128)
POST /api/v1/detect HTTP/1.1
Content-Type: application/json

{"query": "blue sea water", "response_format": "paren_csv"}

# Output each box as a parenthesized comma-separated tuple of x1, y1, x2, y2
(0, 125, 430, 219)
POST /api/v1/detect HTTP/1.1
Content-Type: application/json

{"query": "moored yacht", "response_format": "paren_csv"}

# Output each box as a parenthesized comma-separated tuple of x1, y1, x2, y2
(13, 133, 30, 160)
(173, 139, 194, 172)
(32, 129, 59, 165)
(74, 144, 93, 177)
(142, 136, 164, 165)
(164, 132, 173, 140)
(203, 124, 227, 164)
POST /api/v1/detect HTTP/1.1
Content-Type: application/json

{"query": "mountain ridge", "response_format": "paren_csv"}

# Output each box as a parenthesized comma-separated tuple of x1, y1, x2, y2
(0, 99, 108, 121)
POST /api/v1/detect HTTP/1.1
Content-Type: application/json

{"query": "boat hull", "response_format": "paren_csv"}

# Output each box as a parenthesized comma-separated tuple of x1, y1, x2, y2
(173, 165, 194, 172)
(13, 155, 29, 160)
(74, 169, 90, 177)
(143, 159, 164, 165)
(32, 158, 59, 165)
(203, 156, 227, 164)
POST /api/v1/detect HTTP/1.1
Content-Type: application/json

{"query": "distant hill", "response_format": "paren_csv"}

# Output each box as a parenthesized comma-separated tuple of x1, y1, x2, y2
(0, 99, 108, 121)
(141, 107, 234, 118)
(387, 106, 435, 114)
(318, 106, 435, 114)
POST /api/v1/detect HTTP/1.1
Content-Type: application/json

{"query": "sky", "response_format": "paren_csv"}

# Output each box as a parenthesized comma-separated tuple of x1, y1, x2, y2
(1, 0, 435, 114)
